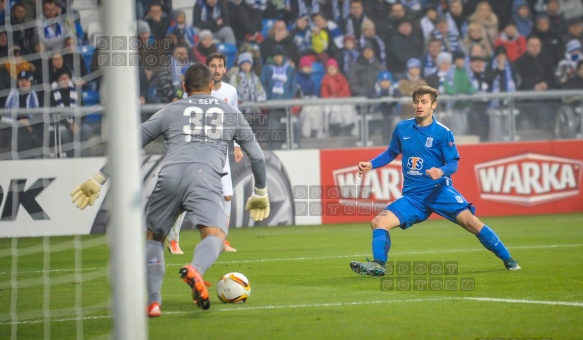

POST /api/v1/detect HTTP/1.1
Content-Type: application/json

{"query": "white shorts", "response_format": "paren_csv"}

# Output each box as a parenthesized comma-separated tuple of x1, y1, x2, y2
(222, 154, 233, 197)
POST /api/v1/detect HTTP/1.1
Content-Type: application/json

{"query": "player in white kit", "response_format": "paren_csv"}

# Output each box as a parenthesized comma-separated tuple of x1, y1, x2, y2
(167, 52, 242, 254)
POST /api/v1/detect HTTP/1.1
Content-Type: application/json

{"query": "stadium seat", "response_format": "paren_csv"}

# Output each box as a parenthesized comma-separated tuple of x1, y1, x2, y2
(82, 90, 100, 106)
(261, 19, 275, 38)
(216, 43, 237, 69)
(78, 44, 96, 74)
(311, 62, 325, 96)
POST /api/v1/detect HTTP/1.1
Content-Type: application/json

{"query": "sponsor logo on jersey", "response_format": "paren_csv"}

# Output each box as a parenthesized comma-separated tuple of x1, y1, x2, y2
(474, 153, 582, 206)
(406, 157, 424, 176)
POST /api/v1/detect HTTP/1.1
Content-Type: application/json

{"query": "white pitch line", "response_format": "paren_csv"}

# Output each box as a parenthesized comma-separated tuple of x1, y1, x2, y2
(1, 243, 582, 275)
(2, 296, 583, 326)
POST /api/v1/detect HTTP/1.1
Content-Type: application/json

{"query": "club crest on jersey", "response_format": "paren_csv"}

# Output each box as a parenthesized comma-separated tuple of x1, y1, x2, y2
(425, 137, 433, 147)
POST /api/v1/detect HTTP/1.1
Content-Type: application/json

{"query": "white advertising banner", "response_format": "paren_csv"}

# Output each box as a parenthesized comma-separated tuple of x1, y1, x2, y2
(0, 158, 108, 237)
(0, 150, 322, 238)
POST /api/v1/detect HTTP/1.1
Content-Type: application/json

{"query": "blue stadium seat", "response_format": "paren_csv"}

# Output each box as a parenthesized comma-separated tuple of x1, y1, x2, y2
(78, 44, 96, 74)
(216, 43, 237, 69)
(311, 62, 325, 96)
(82, 90, 100, 106)
(262, 19, 275, 38)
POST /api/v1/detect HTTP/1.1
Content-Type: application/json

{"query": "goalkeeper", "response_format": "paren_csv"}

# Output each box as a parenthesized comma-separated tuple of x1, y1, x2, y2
(70, 63, 269, 317)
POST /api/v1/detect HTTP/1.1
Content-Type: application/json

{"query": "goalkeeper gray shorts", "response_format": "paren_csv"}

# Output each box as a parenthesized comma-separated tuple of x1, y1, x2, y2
(145, 162, 228, 237)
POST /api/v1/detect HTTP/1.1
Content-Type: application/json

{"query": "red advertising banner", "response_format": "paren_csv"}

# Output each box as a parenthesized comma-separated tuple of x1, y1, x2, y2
(320, 140, 583, 224)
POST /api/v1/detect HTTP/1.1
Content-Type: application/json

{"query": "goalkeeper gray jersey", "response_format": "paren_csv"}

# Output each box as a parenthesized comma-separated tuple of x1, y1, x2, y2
(104, 93, 266, 187)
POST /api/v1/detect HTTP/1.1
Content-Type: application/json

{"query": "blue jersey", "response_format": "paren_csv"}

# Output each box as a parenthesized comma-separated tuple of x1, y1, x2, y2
(371, 118, 460, 195)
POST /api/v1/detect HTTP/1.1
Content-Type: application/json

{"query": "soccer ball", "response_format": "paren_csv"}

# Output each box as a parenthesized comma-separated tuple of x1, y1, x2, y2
(216, 272, 251, 303)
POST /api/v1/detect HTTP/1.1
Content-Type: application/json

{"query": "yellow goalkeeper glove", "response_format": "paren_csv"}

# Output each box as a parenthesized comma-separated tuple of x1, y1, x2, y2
(245, 187, 270, 222)
(70, 171, 108, 210)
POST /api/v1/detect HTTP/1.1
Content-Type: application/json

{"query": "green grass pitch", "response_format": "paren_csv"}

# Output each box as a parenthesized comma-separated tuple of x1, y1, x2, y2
(1, 213, 583, 339)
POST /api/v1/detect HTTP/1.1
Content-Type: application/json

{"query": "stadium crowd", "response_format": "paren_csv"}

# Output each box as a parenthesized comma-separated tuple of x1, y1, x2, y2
(1, 0, 583, 154)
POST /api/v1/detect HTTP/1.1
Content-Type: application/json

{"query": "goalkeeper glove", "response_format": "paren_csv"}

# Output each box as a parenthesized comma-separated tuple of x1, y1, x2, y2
(245, 186, 270, 222)
(70, 171, 108, 210)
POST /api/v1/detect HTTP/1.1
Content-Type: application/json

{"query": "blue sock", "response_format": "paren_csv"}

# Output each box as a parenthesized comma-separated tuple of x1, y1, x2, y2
(476, 225, 510, 261)
(372, 229, 391, 266)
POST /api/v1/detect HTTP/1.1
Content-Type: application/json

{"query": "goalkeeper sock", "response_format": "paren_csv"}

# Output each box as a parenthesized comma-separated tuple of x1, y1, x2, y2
(146, 240, 165, 305)
(168, 212, 186, 242)
(476, 225, 510, 261)
(372, 229, 391, 267)
(191, 235, 224, 276)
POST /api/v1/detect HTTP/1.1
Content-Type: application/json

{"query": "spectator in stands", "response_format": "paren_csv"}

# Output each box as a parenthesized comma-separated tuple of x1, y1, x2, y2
(494, 20, 526, 63)
(229, 52, 266, 111)
(367, 70, 400, 144)
(0, 0, 5, 26)
(2, 70, 43, 156)
(227, 0, 262, 43)
(145, 2, 171, 41)
(562, 59, 583, 89)
(290, 15, 313, 54)
(442, 50, 475, 135)
(466, 54, 489, 141)
(62, 37, 87, 84)
(261, 45, 297, 149)
(157, 43, 192, 103)
(486, 45, 519, 141)
(564, 17, 583, 47)
(531, 14, 564, 66)
(49, 68, 93, 155)
(348, 42, 385, 97)
(486, 46, 518, 98)
(296, 55, 323, 138)
(336, 34, 359, 76)
(343, 0, 370, 42)
(557, 0, 583, 21)
(385, 2, 408, 42)
(556, 39, 583, 86)
(3, 46, 35, 81)
(400, 0, 423, 19)
(397, 58, 426, 119)
(547, 0, 568, 36)
(363, 0, 390, 38)
(515, 35, 556, 90)
(39, 0, 70, 52)
(260, 19, 300, 66)
(426, 51, 453, 93)
(321, 58, 355, 136)
(311, 12, 337, 63)
(193, 30, 217, 64)
(166, 10, 196, 49)
(359, 19, 385, 67)
(0, 31, 7, 58)
(447, 0, 469, 39)
(422, 38, 443, 78)
(192, 0, 236, 45)
(431, 14, 465, 54)
(512, 0, 533, 38)
(515, 35, 558, 130)
(468, 1, 498, 46)
(387, 18, 423, 78)
(464, 22, 493, 60)
(10, 2, 35, 55)
(420, 5, 438, 44)
(49, 52, 70, 83)
(236, 42, 263, 76)
(261, 45, 297, 100)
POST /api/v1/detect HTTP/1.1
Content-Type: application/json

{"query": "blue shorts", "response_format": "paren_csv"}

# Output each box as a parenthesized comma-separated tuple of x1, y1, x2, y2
(386, 184, 475, 229)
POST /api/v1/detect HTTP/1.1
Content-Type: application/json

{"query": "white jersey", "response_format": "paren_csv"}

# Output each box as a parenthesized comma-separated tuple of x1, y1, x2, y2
(211, 82, 238, 110)
(212, 81, 239, 196)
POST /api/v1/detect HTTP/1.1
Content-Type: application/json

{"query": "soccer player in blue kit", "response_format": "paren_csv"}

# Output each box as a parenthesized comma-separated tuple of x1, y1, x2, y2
(350, 85, 520, 276)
